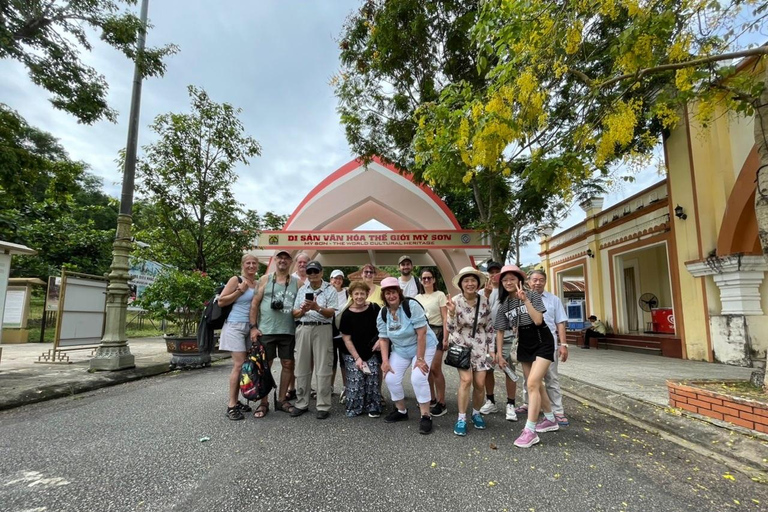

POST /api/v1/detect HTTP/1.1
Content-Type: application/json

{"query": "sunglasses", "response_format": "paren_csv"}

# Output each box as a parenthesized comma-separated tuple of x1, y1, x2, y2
(306, 269, 321, 275)
(421, 276, 433, 281)
(363, 270, 374, 274)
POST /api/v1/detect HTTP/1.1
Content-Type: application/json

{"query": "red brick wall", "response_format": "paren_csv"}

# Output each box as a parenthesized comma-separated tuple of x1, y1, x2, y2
(667, 381, 768, 434)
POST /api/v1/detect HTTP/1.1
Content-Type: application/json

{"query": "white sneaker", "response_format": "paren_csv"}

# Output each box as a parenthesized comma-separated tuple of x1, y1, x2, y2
(479, 399, 499, 415)
(506, 404, 518, 422)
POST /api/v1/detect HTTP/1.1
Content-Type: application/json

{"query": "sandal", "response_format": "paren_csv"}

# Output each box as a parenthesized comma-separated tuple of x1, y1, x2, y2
(284, 389, 297, 401)
(555, 414, 570, 426)
(253, 403, 269, 419)
(275, 399, 296, 414)
(236, 400, 252, 413)
(226, 406, 244, 421)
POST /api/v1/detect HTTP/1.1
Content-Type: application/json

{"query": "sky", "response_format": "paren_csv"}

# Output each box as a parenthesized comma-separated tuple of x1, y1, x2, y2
(0, 0, 658, 266)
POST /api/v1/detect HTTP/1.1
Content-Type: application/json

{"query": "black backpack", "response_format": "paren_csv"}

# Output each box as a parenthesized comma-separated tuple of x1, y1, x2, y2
(379, 296, 423, 323)
(204, 277, 242, 330)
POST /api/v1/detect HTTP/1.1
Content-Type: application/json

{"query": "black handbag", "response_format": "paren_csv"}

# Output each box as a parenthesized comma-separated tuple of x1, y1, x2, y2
(444, 297, 480, 370)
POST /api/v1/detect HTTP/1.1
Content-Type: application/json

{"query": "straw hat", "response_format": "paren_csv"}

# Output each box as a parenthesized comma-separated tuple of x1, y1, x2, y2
(451, 266, 487, 289)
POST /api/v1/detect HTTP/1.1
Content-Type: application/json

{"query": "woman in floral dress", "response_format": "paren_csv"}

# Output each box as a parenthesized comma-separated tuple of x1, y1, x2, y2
(446, 266, 494, 436)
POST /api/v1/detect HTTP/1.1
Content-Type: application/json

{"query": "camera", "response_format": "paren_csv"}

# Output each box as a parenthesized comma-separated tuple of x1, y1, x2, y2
(270, 300, 284, 310)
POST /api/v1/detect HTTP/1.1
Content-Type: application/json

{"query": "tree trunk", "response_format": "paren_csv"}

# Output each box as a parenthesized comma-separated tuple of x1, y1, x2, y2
(753, 68, 768, 391)
(471, 178, 503, 263)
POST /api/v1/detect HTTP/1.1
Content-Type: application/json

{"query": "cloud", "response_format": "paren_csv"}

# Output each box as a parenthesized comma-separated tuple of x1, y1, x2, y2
(0, 0, 360, 213)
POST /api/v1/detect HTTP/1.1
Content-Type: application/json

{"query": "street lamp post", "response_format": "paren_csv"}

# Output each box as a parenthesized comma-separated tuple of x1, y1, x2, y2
(90, 0, 150, 371)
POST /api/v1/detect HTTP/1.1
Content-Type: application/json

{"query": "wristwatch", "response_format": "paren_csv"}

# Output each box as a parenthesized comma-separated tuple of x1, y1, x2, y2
(249, 324, 258, 330)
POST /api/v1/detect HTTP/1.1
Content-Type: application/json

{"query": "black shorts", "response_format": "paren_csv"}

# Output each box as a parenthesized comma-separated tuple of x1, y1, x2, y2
(429, 325, 444, 349)
(516, 324, 555, 362)
(261, 334, 295, 361)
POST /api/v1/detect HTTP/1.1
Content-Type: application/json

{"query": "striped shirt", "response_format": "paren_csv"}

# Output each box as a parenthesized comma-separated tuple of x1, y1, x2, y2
(493, 290, 547, 331)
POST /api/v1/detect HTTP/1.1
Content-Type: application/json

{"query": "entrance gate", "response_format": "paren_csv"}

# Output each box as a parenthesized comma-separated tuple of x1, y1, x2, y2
(253, 157, 491, 292)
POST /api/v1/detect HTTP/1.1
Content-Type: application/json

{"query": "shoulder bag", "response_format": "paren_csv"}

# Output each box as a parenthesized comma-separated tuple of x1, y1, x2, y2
(444, 297, 480, 370)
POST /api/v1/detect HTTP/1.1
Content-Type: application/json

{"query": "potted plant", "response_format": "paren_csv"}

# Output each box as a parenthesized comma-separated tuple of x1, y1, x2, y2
(135, 268, 216, 369)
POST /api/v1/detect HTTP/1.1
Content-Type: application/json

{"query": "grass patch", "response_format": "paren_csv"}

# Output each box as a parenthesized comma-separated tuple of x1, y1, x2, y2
(23, 297, 164, 343)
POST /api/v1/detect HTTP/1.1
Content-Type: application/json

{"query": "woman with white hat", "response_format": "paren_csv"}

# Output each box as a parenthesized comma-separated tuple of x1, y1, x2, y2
(494, 264, 558, 448)
(377, 277, 439, 435)
(445, 266, 495, 436)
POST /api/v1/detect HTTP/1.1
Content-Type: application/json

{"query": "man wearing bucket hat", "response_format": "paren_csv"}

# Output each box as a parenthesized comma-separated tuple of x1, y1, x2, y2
(445, 266, 495, 436)
(377, 276, 438, 434)
(494, 264, 559, 448)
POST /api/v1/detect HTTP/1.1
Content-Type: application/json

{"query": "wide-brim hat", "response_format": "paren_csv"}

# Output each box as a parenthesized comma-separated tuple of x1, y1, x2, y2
(451, 266, 486, 289)
(499, 264, 526, 283)
(380, 276, 400, 289)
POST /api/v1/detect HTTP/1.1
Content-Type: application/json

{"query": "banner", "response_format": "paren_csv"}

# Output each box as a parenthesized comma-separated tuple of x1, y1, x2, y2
(258, 230, 488, 249)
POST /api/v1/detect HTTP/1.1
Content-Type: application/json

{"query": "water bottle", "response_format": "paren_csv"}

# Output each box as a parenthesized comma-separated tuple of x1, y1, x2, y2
(503, 364, 519, 382)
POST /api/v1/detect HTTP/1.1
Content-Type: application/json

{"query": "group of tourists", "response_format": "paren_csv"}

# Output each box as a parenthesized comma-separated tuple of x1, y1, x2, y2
(218, 251, 570, 449)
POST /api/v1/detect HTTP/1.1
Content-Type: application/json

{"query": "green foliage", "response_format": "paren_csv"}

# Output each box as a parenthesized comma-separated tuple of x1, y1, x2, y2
(0, 0, 178, 124)
(0, 104, 117, 278)
(134, 268, 215, 337)
(334, 0, 586, 262)
(132, 86, 264, 283)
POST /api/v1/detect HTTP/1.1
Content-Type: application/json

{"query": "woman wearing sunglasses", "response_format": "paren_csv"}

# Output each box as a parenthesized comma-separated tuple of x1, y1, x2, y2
(415, 268, 448, 417)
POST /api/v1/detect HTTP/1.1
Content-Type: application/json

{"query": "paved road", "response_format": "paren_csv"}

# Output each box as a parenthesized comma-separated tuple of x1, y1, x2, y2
(1, 363, 765, 512)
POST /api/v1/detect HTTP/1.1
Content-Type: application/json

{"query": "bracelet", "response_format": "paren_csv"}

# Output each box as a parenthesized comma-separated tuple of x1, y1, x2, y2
(416, 357, 425, 362)
(249, 324, 258, 330)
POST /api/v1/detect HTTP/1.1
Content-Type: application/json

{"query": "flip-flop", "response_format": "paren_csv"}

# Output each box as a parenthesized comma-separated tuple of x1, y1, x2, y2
(253, 403, 269, 419)
(555, 414, 569, 426)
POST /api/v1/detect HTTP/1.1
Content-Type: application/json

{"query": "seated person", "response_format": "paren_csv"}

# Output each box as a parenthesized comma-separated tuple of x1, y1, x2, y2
(582, 315, 607, 349)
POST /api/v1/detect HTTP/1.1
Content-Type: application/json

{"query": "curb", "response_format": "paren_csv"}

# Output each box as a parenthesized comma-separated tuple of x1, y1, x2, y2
(559, 374, 768, 480)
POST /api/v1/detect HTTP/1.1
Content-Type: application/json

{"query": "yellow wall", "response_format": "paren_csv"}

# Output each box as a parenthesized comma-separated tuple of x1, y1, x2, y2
(666, 116, 710, 361)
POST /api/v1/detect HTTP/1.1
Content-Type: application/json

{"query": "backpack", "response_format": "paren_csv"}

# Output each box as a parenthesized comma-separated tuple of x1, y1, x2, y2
(203, 276, 242, 330)
(379, 296, 423, 323)
(239, 341, 276, 401)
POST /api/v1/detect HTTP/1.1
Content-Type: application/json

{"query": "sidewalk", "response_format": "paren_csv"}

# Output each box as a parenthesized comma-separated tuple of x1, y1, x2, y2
(1, 339, 766, 476)
(0, 338, 229, 411)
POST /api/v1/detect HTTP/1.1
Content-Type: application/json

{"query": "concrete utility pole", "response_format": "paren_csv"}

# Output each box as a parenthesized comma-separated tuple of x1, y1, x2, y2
(90, 0, 150, 371)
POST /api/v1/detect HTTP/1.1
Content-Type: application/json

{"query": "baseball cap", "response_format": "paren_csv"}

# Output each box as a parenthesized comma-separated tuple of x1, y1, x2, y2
(486, 261, 502, 272)
(275, 250, 292, 259)
(398, 255, 412, 265)
(306, 260, 323, 272)
(330, 269, 344, 279)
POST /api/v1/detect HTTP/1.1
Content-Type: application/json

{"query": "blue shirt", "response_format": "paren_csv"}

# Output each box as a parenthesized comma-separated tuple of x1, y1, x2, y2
(376, 300, 438, 359)
(227, 282, 255, 324)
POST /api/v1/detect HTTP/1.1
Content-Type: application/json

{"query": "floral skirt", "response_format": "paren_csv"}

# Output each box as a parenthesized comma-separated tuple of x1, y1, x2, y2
(342, 354, 382, 416)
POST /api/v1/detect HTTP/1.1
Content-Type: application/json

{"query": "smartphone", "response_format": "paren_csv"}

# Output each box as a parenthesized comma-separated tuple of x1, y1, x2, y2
(305, 292, 315, 301)
(361, 362, 372, 375)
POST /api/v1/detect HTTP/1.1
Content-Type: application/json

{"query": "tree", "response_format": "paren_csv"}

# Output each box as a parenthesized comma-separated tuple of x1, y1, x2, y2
(0, 0, 178, 123)
(0, 104, 118, 277)
(335, 0, 596, 260)
(133, 86, 263, 283)
(411, 0, 768, 386)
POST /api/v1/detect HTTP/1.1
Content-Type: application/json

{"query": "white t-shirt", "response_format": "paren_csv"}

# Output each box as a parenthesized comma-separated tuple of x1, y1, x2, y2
(399, 276, 419, 298)
(541, 291, 567, 347)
